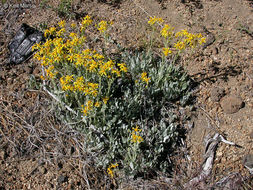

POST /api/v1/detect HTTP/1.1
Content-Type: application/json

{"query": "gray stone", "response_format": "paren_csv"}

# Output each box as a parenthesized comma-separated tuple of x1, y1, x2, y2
(243, 154, 253, 174)
(250, 131, 253, 139)
(57, 175, 68, 184)
(220, 95, 244, 114)
(0, 9, 4, 16)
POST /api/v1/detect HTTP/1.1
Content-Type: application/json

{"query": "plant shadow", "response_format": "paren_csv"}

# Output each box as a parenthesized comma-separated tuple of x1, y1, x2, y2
(191, 62, 242, 83)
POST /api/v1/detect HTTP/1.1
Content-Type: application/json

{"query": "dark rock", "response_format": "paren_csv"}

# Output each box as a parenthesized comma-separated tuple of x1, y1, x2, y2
(57, 175, 68, 184)
(69, 146, 75, 155)
(210, 87, 225, 102)
(57, 162, 63, 170)
(220, 95, 244, 114)
(8, 23, 44, 64)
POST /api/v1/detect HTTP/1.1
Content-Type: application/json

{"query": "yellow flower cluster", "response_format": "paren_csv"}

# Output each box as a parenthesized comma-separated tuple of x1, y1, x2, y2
(32, 16, 127, 117)
(45, 65, 58, 79)
(117, 63, 128, 73)
(97, 20, 113, 34)
(162, 47, 172, 57)
(107, 163, 118, 178)
(81, 15, 93, 31)
(102, 97, 109, 104)
(33, 20, 127, 79)
(174, 29, 206, 49)
(131, 126, 143, 143)
(58, 20, 66, 28)
(81, 97, 108, 116)
(146, 16, 206, 55)
(81, 100, 94, 116)
(60, 75, 74, 91)
(60, 75, 99, 96)
(140, 72, 151, 85)
(160, 24, 174, 39)
(148, 16, 164, 26)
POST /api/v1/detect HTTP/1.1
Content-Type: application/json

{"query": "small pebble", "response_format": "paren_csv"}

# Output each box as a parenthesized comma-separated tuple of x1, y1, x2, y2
(249, 131, 253, 139)
(57, 175, 68, 184)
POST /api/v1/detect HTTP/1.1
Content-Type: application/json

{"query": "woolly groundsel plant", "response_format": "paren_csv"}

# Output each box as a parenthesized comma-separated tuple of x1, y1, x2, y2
(33, 16, 205, 178)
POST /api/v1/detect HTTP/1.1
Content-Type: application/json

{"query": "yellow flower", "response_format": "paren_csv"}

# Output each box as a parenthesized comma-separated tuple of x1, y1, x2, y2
(32, 42, 41, 51)
(141, 72, 151, 85)
(93, 53, 104, 60)
(81, 100, 94, 116)
(112, 68, 121, 77)
(40, 75, 46, 80)
(99, 60, 115, 77)
(94, 101, 101, 108)
(97, 20, 112, 33)
(162, 47, 172, 57)
(102, 97, 109, 104)
(87, 60, 98, 72)
(131, 126, 143, 143)
(70, 36, 79, 46)
(45, 65, 58, 79)
(199, 37, 206, 45)
(174, 41, 186, 50)
(71, 23, 76, 28)
(81, 15, 92, 31)
(49, 27, 56, 34)
(73, 76, 85, 92)
(87, 82, 99, 97)
(160, 24, 174, 39)
(60, 75, 74, 91)
(175, 29, 188, 38)
(117, 63, 128, 73)
(132, 125, 141, 132)
(148, 16, 164, 26)
(67, 54, 75, 62)
(44, 29, 50, 37)
(107, 163, 118, 178)
(69, 32, 77, 38)
(58, 20, 66, 28)
(56, 28, 66, 37)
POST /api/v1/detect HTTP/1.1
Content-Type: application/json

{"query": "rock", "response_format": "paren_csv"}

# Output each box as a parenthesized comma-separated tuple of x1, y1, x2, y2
(0, 9, 4, 16)
(220, 95, 244, 114)
(69, 146, 75, 155)
(210, 87, 225, 102)
(38, 166, 47, 174)
(249, 131, 253, 139)
(57, 175, 68, 184)
(24, 66, 33, 74)
(3, 3, 9, 10)
(57, 162, 63, 170)
(0, 151, 6, 160)
(32, 66, 40, 77)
